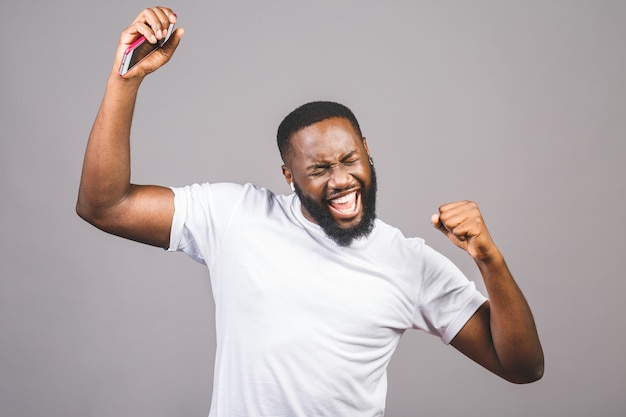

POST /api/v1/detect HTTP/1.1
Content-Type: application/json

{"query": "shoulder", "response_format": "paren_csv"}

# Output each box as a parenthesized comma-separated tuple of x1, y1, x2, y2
(171, 182, 283, 204)
(355, 219, 429, 273)
(368, 219, 462, 274)
(370, 219, 426, 252)
(172, 182, 298, 218)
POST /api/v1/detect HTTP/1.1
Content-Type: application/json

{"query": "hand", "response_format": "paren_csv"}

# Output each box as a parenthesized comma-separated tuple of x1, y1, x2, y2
(431, 200, 499, 262)
(115, 7, 184, 78)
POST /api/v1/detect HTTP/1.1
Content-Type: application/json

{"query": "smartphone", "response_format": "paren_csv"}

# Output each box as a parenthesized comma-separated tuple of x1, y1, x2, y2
(118, 23, 175, 76)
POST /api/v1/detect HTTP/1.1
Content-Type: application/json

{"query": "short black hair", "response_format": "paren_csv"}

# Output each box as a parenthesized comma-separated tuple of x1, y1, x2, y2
(277, 101, 363, 162)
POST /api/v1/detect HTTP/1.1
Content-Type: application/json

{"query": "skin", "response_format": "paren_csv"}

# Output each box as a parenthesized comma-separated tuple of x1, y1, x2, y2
(433, 202, 544, 383)
(78, 7, 543, 386)
(77, 7, 181, 248)
(281, 117, 372, 229)
(282, 118, 544, 383)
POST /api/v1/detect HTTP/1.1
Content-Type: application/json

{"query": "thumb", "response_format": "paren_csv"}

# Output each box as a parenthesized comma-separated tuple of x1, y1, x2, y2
(431, 213, 448, 234)
(161, 27, 184, 55)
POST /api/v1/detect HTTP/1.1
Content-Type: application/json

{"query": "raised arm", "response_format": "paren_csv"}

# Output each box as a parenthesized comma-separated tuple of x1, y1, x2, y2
(76, 7, 184, 248)
(431, 201, 544, 383)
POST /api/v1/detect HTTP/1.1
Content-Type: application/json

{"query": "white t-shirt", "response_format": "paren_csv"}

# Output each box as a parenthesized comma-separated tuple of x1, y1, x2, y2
(169, 182, 486, 417)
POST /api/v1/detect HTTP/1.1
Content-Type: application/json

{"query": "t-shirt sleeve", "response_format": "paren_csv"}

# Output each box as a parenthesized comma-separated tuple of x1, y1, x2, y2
(167, 182, 246, 266)
(413, 244, 487, 345)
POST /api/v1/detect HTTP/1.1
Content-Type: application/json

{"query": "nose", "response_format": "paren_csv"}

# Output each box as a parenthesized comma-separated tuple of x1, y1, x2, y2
(327, 165, 352, 191)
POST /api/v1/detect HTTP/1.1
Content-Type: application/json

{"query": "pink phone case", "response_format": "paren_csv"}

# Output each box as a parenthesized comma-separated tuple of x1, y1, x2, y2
(118, 23, 175, 76)
(124, 35, 149, 56)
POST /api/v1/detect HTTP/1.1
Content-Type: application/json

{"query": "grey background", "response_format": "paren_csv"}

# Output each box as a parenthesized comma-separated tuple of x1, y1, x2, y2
(1, 1, 624, 416)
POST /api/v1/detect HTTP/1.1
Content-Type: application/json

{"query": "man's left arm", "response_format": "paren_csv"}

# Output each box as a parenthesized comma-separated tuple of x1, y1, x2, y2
(431, 201, 544, 383)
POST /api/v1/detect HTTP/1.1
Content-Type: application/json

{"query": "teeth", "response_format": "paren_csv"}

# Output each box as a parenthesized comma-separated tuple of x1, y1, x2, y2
(328, 191, 358, 214)
(329, 191, 356, 204)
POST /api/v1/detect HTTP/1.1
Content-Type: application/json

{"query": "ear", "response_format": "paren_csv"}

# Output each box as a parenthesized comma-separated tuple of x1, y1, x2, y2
(362, 137, 371, 158)
(281, 164, 293, 186)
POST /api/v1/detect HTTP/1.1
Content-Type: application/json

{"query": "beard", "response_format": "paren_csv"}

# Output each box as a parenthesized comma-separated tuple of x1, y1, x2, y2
(294, 165, 377, 247)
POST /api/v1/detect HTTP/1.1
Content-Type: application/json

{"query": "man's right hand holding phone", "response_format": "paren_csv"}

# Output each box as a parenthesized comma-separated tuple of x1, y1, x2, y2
(115, 6, 184, 79)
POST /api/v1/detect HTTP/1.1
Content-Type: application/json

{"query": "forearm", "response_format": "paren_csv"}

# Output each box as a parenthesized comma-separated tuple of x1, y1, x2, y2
(77, 73, 142, 218)
(476, 251, 544, 382)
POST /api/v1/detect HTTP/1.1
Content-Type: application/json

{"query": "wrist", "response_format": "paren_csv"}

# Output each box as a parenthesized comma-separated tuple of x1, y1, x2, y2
(105, 71, 144, 100)
(473, 246, 505, 267)
(110, 70, 143, 87)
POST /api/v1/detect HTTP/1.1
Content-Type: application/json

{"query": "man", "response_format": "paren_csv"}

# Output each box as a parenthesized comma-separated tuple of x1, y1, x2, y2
(77, 7, 543, 416)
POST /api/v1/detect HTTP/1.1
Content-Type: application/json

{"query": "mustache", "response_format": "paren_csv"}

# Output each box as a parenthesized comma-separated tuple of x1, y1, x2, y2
(293, 164, 377, 247)
(326, 184, 360, 199)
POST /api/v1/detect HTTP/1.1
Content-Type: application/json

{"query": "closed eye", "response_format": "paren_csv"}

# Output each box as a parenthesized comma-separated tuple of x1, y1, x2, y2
(308, 164, 330, 177)
(341, 151, 360, 167)
(306, 151, 360, 177)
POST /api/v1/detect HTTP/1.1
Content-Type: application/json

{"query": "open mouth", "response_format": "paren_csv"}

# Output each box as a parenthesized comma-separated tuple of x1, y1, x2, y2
(326, 189, 361, 220)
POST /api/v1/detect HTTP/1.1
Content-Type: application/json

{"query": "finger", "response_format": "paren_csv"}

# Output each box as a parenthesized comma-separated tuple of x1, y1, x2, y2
(450, 223, 471, 241)
(159, 27, 184, 57)
(437, 200, 469, 214)
(439, 200, 479, 225)
(431, 213, 454, 239)
(439, 211, 468, 233)
(130, 7, 175, 43)
(149, 7, 176, 40)
(447, 207, 486, 243)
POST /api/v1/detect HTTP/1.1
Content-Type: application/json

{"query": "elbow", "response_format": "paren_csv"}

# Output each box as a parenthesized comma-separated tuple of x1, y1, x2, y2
(75, 199, 87, 221)
(527, 359, 545, 383)
(75, 196, 108, 229)
(511, 368, 544, 385)
(75, 197, 95, 225)
(505, 358, 545, 384)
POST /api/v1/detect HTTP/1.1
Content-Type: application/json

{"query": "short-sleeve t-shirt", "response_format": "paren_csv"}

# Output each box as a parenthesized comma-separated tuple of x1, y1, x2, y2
(168, 182, 486, 417)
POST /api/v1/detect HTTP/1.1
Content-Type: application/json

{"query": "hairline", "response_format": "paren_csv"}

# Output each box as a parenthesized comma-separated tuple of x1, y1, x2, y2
(281, 116, 364, 164)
